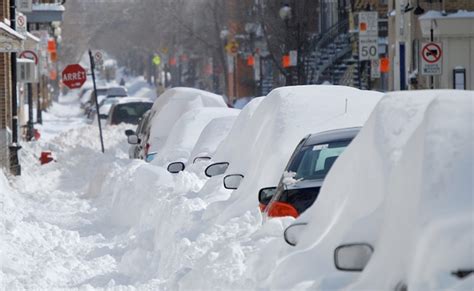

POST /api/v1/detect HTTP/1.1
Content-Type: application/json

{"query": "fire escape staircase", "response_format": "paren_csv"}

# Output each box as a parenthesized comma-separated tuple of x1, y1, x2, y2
(304, 18, 369, 89)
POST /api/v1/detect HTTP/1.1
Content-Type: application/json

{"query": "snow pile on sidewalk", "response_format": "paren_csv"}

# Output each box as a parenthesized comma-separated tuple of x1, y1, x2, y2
(266, 90, 473, 290)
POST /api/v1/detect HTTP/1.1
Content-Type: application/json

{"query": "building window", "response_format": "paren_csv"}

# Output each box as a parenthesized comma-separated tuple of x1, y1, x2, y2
(453, 68, 466, 90)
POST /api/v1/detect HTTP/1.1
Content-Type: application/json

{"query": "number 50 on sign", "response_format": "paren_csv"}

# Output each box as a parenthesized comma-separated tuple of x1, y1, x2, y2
(359, 38, 378, 61)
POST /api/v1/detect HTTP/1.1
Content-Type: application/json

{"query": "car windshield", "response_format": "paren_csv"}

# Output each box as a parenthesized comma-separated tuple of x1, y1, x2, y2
(287, 139, 352, 181)
(111, 102, 152, 125)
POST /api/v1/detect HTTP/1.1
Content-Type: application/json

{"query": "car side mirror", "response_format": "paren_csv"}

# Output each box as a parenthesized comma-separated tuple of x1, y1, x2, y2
(125, 129, 135, 136)
(145, 152, 157, 163)
(99, 114, 108, 119)
(258, 187, 277, 206)
(205, 162, 229, 177)
(334, 243, 374, 272)
(193, 156, 211, 164)
(283, 222, 308, 246)
(127, 134, 139, 145)
(223, 174, 244, 190)
(167, 162, 185, 173)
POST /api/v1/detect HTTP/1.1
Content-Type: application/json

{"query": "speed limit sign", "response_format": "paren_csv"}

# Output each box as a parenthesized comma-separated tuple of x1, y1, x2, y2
(359, 38, 378, 60)
(358, 12, 378, 61)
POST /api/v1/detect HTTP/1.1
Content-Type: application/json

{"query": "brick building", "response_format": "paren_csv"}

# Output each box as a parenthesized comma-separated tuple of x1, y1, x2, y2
(0, 0, 25, 174)
(1, 0, 65, 175)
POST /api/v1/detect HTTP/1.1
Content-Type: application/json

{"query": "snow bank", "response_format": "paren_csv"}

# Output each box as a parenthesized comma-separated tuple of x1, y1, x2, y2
(147, 87, 227, 153)
(151, 107, 239, 167)
(267, 90, 473, 290)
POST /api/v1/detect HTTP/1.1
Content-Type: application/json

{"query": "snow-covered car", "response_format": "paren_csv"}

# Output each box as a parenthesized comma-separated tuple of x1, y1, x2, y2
(210, 85, 381, 223)
(267, 90, 473, 290)
(187, 115, 238, 167)
(106, 97, 153, 125)
(259, 127, 361, 218)
(203, 97, 264, 179)
(98, 97, 121, 119)
(87, 97, 121, 123)
(138, 87, 228, 159)
(126, 109, 152, 159)
(105, 86, 128, 98)
(83, 87, 109, 116)
(149, 107, 239, 171)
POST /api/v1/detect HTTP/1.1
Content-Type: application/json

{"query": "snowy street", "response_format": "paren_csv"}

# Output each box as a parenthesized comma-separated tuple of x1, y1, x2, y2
(0, 0, 473, 290)
(1, 88, 290, 289)
(1, 82, 472, 290)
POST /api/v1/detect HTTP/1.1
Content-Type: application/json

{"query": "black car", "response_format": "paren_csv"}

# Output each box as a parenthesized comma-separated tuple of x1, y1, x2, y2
(107, 99, 153, 125)
(259, 127, 361, 218)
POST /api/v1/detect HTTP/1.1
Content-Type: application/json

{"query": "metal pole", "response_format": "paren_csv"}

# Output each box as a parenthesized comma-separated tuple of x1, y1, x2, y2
(26, 24, 34, 141)
(36, 81, 42, 124)
(26, 83, 34, 140)
(430, 28, 434, 89)
(88, 50, 105, 153)
(9, 0, 21, 175)
(35, 22, 43, 124)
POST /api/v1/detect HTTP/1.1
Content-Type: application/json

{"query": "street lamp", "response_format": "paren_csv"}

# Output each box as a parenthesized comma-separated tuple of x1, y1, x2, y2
(279, 3, 308, 85)
(279, 4, 292, 23)
(220, 27, 230, 41)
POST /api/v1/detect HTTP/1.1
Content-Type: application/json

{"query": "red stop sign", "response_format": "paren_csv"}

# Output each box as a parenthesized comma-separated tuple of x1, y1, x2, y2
(62, 64, 87, 89)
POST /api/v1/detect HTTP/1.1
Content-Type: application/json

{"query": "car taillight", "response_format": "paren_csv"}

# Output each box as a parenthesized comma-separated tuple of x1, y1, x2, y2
(145, 143, 150, 156)
(267, 201, 299, 218)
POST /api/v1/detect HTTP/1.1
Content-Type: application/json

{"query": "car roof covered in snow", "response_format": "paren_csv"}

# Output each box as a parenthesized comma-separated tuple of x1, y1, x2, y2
(188, 116, 238, 165)
(147, 87, 228, 154)
(116, 97, 153, 104)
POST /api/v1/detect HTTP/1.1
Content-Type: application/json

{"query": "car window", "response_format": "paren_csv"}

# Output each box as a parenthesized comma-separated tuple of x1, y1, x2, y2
(288, 139, 351, 181)
(112, 103, 152, 124)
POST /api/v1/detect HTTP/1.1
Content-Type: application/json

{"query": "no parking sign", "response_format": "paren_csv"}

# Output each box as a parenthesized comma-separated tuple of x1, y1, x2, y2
(421, 42, 442, 75)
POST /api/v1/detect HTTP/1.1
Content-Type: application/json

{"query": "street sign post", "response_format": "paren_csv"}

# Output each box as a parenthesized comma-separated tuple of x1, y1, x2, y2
(94, 50, 104, 65)
(62, 64, 87, 89)
(19, 50, 38, 65)
(421, 42, 442, 76)
(358, 12, 378, 61)
(88, 50, 105, 153)
(16, 13, 27, 36)
(371, 59, 381, 79)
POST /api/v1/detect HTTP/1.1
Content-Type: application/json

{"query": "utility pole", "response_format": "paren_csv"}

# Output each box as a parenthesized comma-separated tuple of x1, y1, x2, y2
(9, 0, 21, 175)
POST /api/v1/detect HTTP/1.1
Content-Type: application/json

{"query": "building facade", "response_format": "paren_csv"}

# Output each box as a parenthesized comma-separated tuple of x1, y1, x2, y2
(388, 0, 474, 91)
(0, 0, 65, 175)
